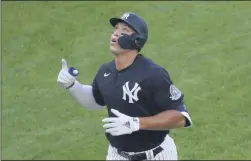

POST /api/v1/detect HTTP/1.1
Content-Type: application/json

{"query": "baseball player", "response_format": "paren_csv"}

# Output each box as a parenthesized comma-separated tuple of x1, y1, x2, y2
(57, 12, 192, 160)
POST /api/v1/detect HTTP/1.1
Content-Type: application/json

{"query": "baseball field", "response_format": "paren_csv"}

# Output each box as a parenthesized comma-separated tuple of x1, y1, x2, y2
(2, 1, 251, 160)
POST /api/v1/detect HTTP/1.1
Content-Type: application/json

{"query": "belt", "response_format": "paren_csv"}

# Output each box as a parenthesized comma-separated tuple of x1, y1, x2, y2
(117, 146, 163, 161)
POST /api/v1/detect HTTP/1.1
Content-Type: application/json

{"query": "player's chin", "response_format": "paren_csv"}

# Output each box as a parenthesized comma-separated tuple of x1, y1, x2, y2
(110, 44, 121, 55)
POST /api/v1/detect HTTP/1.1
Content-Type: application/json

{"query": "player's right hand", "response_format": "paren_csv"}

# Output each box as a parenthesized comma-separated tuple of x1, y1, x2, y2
(57, 59, 76, 89)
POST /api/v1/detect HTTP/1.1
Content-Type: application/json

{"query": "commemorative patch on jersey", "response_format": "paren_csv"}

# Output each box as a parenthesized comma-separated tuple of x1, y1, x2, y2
(169, 84, 182, 100)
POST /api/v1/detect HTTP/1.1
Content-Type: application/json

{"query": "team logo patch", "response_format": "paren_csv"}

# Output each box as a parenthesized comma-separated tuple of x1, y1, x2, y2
(121, 13, 130, 20)
(169, 84, 182, 100)
(122, 81, 141, 103)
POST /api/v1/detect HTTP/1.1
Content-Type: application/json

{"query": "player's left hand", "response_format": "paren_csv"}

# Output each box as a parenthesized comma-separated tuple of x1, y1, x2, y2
(102, 109, 140, 136)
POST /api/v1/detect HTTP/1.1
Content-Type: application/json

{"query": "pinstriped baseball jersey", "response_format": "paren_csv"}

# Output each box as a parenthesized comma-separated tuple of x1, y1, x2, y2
(92, 54, 192, 152)
(106, 135, 178, 160)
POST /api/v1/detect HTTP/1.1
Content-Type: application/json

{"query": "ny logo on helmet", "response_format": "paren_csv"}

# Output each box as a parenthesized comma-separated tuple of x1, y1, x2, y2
(121, 13, 130, 20)
(122, 81, 141, 103)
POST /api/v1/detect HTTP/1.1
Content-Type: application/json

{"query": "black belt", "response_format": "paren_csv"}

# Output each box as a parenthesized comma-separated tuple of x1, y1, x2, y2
(117, 146, 163, 161)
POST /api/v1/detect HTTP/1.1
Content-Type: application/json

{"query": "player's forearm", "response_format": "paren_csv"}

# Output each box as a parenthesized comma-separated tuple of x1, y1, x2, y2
(139, 110, 186, 130)
(67, 81, 104, 110)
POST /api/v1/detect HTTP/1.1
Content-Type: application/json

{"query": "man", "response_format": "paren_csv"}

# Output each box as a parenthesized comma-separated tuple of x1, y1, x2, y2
(57, 12, 192, 160)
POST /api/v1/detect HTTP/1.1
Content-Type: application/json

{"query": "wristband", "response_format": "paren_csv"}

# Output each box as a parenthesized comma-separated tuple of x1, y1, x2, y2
(66, 81, 75, 90)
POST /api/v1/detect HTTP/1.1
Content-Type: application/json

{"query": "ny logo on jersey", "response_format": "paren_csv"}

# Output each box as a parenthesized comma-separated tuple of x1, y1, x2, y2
(121, 13, 130, 20)
(122, 81, 141, 103)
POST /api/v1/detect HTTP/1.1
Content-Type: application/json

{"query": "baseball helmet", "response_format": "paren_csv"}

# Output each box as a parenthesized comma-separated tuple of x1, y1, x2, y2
(109, 12, 148, 52)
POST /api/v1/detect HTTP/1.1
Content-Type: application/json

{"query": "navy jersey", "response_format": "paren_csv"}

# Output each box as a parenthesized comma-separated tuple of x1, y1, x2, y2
(92, 54, 191, 152)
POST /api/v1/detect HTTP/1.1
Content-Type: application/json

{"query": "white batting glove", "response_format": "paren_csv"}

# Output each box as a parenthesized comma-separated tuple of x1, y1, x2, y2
(57, 59, 77, 89)
(102, 109, 140, 136)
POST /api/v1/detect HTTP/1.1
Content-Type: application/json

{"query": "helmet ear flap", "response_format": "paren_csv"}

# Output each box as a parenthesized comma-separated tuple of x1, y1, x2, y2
(133, 33, 147, 51)
(118, 33, 136, 50)
(118, 33, 146, 51)
(132, 33, 141, 50)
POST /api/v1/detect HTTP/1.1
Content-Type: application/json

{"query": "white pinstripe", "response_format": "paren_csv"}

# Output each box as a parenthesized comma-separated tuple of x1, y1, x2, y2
(106, 135, 178, 160)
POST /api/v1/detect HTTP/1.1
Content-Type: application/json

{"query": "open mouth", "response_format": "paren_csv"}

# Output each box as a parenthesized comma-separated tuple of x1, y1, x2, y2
(110, 38, 117, 44)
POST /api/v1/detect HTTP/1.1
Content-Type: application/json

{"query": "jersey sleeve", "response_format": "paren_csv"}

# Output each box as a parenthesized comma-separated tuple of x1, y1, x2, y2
(151, 68, 192, 127)
(91, 66, 106, 106)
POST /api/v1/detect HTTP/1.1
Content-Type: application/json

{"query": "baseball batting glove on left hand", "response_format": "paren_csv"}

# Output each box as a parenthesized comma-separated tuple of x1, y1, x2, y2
(102, 109, 140, 136)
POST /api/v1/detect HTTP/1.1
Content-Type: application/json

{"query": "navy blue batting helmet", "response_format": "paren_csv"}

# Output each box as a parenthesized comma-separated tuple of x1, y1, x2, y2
(109, 12, 148, 52)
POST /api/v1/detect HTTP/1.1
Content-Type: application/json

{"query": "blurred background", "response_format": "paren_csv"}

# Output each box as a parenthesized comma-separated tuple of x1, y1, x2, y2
(2, 1, 251, 160)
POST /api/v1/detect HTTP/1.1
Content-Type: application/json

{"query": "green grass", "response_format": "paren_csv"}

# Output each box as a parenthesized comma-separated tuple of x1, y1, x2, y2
(2, 1, 251, 160)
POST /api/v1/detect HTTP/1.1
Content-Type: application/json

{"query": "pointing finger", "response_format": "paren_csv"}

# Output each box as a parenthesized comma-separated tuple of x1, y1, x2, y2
(61, 59, 68, 70)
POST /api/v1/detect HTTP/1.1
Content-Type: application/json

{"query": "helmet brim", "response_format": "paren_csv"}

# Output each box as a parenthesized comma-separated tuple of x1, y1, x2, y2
(109, 18, 138, 33)
(109, 18, 124, 27)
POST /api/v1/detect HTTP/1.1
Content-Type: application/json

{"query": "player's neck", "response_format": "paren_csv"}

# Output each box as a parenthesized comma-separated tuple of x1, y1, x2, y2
(115, 51, 138, 71)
